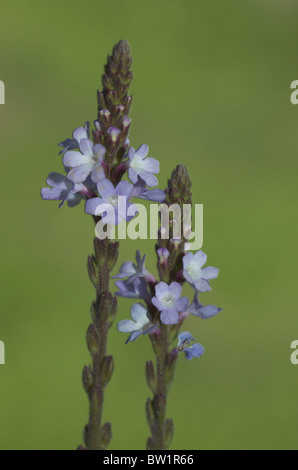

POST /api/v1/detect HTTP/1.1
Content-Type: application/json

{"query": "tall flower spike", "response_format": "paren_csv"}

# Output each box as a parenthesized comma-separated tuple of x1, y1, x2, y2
(42, 40, 134, 451)
(79, 41, 133, 451)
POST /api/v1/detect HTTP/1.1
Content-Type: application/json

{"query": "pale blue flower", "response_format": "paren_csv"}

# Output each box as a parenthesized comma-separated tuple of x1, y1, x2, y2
(117, 303, 156, 344)
(152, 281, 189, 325)
(63, 136, 106, 184)
(41, 172, 86, 208)
(183, 250, 219, 292)
(115, 277, 151, 302)
(128, 145, 160, 187)
(188, 292, 222, 319)
(58, 122, 90, 154)
(178, 332, 205, 360)
(112, 250, 154, 283)
(130, 177, 166, 203)
(85, 180, 137, 225)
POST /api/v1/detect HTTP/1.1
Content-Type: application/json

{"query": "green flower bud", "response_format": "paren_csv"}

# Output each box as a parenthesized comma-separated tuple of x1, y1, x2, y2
(100, 422, 112, 450)
(101, 355, 114, 387)
(86, 324, 100, 355)
(145, 361, 157, 394)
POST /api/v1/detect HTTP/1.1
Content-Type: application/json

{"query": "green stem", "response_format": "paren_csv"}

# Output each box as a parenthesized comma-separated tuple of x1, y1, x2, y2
(88, 308, 109, 450)
(154, 325, 169, 448)
(80, 237, 118, 450)
(147, 323, 176, 450)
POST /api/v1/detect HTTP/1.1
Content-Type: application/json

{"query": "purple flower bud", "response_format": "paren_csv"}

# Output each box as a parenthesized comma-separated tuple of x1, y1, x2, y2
(157, 248, 170, 263)
(122, 116, 131, 128)
(107, 127, 121, 142)
(94, 120, 101, 130)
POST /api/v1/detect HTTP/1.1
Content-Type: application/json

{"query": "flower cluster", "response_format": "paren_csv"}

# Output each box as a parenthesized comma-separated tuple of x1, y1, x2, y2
(41, 125, 165, 221)
(41, 43, 164, 223)
(116, 248, 221, 360)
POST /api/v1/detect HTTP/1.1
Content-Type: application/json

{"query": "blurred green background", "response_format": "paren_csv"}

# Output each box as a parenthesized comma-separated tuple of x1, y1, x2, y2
(0, 0, 297, 450)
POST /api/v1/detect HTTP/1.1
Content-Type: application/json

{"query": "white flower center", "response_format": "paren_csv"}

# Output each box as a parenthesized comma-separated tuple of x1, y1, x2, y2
(107, 195, 118, 206)
(162, 295, 175, 308)
(186, 261, 202, 281)
(130, 155, 144, 173)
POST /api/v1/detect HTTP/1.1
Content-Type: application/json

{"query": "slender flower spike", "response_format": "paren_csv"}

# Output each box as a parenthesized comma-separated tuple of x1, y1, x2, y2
(177, 332, 205, 361)
(63, 137, 106, 184)
(117, 303, 156, 344)
(128, 145, 160, 187)
(188, 292, 222, 319)
(85, 180, 137, 225)
(183, 250, 219, 292)
(41, 172, 86, 208)
(112, 250, 154, 282)
(152, 281, 189, 325)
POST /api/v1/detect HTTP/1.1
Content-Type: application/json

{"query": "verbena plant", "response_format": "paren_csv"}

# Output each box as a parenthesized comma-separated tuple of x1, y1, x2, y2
(41, 40, 221, 450)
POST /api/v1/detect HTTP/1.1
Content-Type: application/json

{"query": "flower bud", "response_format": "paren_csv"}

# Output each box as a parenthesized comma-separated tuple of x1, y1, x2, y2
(164, 419, 174, 449)
(126, 95, 133, 113)
(114, 105, 125, 120)
(101, 355, 114, 386)
(90, 301, 96, 324)
(145, 398, 155, 431)
(94, 292, 114, 323)
(82, 365, 93, 394)
(87, 255, 98, 287)
(107, 295, 117, 327)
(107, 241, 119, 270)
(97, 91, 106, 110)
(106, 90, 118, 107)
(93, 238, 108, 266)
(122, 116, 131, 128)
(153, 393, 166, 422)
(145, 361, 157, 394)
(100, 422, 112, 450)
(107, 126, 121, 144)
(166, 164, 192, 205)
(86, 324, 100, 355)
(99, 108, 111, 128)
(157, 247, 170, 263)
